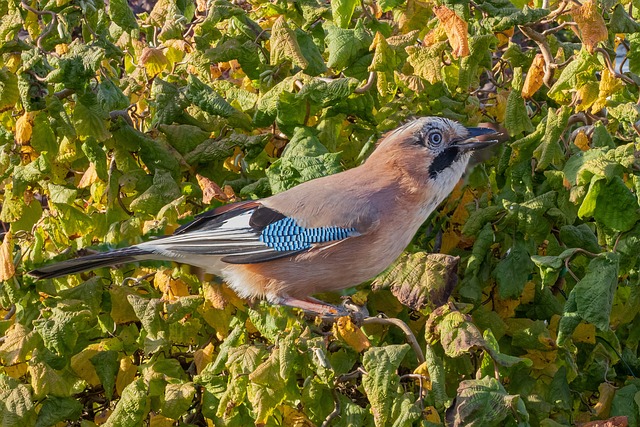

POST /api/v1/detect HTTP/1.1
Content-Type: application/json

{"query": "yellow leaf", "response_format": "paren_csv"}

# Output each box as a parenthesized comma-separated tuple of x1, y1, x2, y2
(0, 231, 15, 281)
(115, 356, 137, 397)
(282, 405, 315, 427)
(571, 0, 608, 53)
(494, 296, 519, 319)
(521, 54, 545, 99)
(194, 342, 215, 374)
(423, 25, 447, 47)
(496, 27, 514, 47)
(270, 16, 309, 69)
(413, 362, 432, 390)
(574, 130, 591, 151)
(203, 281, 229, 310)
(110, 286, 140, 324)
(78, 162, 99, 188)
(150, 414, 175, 427)
(433, 5, 470, 58)
(55, 43, 69, 55)
(70, 348, 101, 387)
(424, 406, 441, 423)
(592, 68, 623, 113)
(15, 112, 33, 145)
(575, 81, 599, 112)
(94, 409, 112, 425)
(520, 281, 536, 305)
(593, 382, 616, 419)
(572, 322, 596, 344)
(140, 47, 170, 76)
(3, 362, 28, 378)
(154, 269, 189, 299)
(333, 316, 371, 352)
(0, 323, 34, 365)
(523, 349, 558, 370)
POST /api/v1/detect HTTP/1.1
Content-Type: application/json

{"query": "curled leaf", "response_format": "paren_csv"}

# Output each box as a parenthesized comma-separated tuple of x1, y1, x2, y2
(571, 0, 608, 53)
(372, 252, 459, 310)
(521, 53, 545, 99)
(333, 316, 371, 352)
(433, 5, 470, 58)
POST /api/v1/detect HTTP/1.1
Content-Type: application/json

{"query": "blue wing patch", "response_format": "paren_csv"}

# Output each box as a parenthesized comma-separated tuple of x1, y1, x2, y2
(260, 217, 357, 251)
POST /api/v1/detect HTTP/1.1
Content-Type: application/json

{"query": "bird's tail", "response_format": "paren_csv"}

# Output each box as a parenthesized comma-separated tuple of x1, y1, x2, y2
(28, 247, 153, 280)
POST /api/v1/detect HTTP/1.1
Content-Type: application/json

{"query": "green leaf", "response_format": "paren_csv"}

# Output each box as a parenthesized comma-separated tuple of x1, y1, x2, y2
(548, 50, 599, 103)
(90, 351, 119, 400)
(332, 0, 358, 28)
(35, 396, 83, 427)
(325, 21, 373, 70)
(150, 78, 190, 126)
(558, 253, 619, 343)
(265, 126, 341, 193)
(362, 344, 410, 427)
(129, 169, 181, 215)
(494, 240, 533, 299)
(163, 382, 196, 419)
(610, 4, 640, 33)
(73, 92, 110, 141)
(32, 303, 94, 356)
(109, 0, 138, 30)
(0, 374, 37, 426)
(0, 67, 19, 112)
(445, 376, 529, 426)
(186, 74, 251, 129)
(458, 34, 496, 92)
(270, 16, 309, 69)
(461, 205, 503, 236)
(610, 384, 639, 426)
(104, 379, 149, 427)
(31, 113, 58, 156)
(559, 224, 600, 254)
(533, 106, 570, 170)
(504, 69, 534, 136)
(372, 252, 459, 310)
(406, 42, 447, 84)
(97, 79, 130, 112)
(578, 176, 640, 232)
(205, 39, 264, 80)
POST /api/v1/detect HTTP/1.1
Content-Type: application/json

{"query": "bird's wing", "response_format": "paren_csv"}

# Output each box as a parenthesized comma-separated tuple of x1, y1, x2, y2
(138, 200, 362, 264)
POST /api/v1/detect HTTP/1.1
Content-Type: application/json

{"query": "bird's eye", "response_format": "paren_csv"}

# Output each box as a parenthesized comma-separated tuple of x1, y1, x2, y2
(428, 131, 443, 146)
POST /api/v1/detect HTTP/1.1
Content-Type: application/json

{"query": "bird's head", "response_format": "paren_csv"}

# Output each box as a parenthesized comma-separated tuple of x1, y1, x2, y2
(373, 116, 500, 189)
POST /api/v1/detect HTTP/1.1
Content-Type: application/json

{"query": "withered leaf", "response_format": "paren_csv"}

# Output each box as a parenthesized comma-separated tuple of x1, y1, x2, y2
(372, 252, 459, 310)
(571, 0, 608, 53)
(433, 5, 470, 58)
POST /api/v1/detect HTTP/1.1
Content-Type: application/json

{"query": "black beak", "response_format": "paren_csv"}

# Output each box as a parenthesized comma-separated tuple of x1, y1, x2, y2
(453, 127, 501, 152)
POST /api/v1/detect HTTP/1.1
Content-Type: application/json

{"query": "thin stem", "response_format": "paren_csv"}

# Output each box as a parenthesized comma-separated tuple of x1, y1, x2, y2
(362, 316, 425, 364)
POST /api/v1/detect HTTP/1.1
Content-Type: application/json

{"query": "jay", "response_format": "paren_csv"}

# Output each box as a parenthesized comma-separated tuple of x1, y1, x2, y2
(30, 117, 498, 315)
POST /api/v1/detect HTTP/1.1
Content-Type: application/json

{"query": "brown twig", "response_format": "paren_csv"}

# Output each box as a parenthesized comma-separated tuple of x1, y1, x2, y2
(519, 25, 555, 87)
(594, 47, 636, 86)
(354, 71, 377, 94)
(20, 0, 58, 53)
(362, 316, 425, 364)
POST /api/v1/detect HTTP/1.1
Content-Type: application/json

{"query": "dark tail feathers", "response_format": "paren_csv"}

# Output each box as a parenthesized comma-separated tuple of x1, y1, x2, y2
(29, 247, 152, 280)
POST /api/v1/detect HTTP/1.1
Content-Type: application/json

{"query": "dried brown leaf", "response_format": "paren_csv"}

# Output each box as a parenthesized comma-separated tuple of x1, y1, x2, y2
(433, 5, 470, 58)
(571, 0, 608, 53)
(522, 54, 545, 99)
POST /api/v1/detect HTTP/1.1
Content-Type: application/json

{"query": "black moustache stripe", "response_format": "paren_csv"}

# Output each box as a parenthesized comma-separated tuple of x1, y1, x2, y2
(428, 146, 460, 179)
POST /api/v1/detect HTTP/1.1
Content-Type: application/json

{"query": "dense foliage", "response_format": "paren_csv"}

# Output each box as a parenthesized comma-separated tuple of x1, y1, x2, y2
(1, 0, 640, 425)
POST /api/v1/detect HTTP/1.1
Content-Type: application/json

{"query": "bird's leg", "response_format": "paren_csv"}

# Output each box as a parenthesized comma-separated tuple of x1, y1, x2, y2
(274, 295, 348, 317)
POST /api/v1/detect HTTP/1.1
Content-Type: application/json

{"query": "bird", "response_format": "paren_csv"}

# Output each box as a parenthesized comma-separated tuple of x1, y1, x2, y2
(29, 117, 499, 316)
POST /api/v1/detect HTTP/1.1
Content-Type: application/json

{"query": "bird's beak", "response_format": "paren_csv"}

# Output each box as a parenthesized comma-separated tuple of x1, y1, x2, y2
(453, 127, 501, 152)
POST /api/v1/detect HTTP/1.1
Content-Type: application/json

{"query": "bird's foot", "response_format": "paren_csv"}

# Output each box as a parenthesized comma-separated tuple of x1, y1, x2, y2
(341, 297, 369, 325)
